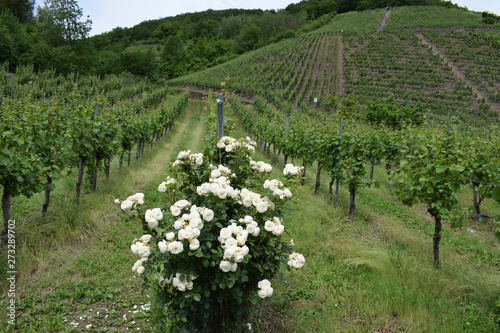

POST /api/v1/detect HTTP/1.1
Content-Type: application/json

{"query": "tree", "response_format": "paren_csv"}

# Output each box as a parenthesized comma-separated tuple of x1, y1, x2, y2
(0, 12, 33, 68)
(0, 0, 34, 23)
(160, 35, 186, 78)
(220, 15, 252, 38)
(233, 24, 262, 54)
(36, 0, 91, 47)
(121, 49, 156, 76)
(285, 0, 336, 20)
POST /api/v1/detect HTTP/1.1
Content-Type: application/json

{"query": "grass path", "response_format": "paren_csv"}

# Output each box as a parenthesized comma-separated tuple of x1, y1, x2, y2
(1, 98, 207, 332)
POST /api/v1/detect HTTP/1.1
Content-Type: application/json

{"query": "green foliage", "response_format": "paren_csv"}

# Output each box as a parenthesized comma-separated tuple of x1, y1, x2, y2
(482, 11, 500, 25)
(120, 49, 156, 76)
(285, 0, 337, 20)
(357, 0, 445, 11)
(385, 6, 485, 30)
(393, 127, 468, 266)
(0, 66, 190, 235)
(0, 12, 33, 68)
(0, 0, 34, 23)
(394, 129, 466, 218)
(0, 89, 498, 333)
(0, 100, 45, 198)
(233, 24, 263, 54)
(38, 0, 91, 46)
(463, 132, 500, 219)
(363, 96, 424, 128)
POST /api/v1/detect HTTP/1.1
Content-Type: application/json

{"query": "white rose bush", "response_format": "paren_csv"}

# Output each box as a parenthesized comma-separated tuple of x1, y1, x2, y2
(115, 135, 305, 332)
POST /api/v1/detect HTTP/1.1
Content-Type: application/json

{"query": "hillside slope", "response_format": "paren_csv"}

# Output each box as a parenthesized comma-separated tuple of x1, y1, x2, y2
(170, 6, 500, 120)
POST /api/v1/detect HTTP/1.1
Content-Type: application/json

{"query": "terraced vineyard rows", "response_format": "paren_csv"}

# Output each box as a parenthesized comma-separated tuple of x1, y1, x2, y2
(384, 6, 486, 30)
(172, 6, 499, 120)
(420, 29, 500, 110)
(342, 29, 496, 119)
(171, 33, 343, 108)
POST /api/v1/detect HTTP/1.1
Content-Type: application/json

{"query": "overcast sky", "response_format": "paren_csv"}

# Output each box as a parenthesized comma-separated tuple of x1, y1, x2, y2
(34, 0, 500, 36)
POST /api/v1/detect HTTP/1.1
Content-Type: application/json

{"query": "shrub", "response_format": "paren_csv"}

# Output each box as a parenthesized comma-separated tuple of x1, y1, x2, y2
(116, 136, 305, 332)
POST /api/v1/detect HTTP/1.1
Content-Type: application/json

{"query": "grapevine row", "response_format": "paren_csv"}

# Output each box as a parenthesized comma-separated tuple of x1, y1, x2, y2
(0, 68, 190, 240)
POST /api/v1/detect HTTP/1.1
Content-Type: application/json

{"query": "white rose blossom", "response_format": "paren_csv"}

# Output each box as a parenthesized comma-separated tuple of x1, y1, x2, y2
(121, 200, 133, 211)
(172, 273, 197, 291)
(158, 240, 168, 253)
(200, 208, 214, 222)
(174, 199, 191, 209)
(131, 241, 151, 258)
(251, 160, 272, 173)
(128, 193, 145, 205)
(189, 239, 200, 250)
(219, 260, 233, 272)
(145, 208, 163, 228)
(283, 164, 303, 176)
(158, 177, 176, 192)
(255, 200, 268, 213)
(118, 193, 145, 214)
(168, 241, 184, 254)
(132, 258, 148, 274)
(170, 206, 181, 216)
(139, 234, 152, 243)
(287, 252, 306, 268)
(157, 182, 167, 192)
(177, 150, 190, 159)
(257, 279, 274, 298)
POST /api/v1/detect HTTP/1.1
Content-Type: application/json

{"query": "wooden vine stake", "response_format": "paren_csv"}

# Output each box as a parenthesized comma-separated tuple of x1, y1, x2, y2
(217, 95, 224, 164)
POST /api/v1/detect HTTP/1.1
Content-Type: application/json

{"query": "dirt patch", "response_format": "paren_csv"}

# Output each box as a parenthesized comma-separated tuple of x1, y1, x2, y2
(338, 36, 345, 97)
(377, 8, 392, 32)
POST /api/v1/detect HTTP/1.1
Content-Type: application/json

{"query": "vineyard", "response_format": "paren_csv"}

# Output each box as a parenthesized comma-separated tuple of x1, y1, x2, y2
(171, 6, 499, 120)
(420, 29, 500, 104)
(1, 4, 500, 333)
(170, 32, 343, 108)
(168, 6, 500, 236)
(0, 65, 189, 235)
(384, 6, 488, 30)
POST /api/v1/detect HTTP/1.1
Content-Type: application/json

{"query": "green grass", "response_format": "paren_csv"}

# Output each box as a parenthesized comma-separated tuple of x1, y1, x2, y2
(1, 97, 499, 332)
(265, 176, 499, 332)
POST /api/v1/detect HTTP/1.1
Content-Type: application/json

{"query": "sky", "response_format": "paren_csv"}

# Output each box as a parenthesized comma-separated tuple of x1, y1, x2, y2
(34, 0, 500, 36)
